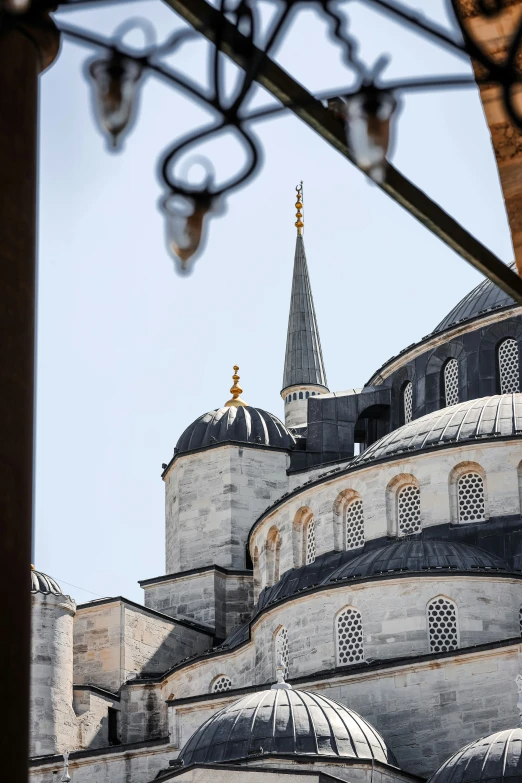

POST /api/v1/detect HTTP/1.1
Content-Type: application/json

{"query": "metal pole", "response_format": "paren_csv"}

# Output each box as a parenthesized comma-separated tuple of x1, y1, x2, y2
(0, 13, 59, 780)
(162, 0, 522, 305)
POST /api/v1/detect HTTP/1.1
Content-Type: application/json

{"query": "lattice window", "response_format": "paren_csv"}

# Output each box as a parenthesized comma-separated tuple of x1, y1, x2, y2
(274, 627, 289, 678)
(397, 484, 421, 536)
(427, 597, 458, 653)
(345, 499, 365, 551)
(211, 675, 232, 693)
(305, 519, 316, 564)
(336, 608, 364, 665)
(498, 338, 520, 393)
(444, 359, 459, 407)
(403, 382, 413, 424)
(457, 472, 485, 523)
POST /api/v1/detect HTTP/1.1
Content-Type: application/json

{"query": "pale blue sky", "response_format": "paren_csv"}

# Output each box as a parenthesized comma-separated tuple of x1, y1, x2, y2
(35, 0, 513, 603)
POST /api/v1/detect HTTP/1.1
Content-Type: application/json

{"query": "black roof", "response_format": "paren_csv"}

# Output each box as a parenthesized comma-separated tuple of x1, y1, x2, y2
(179, 687, 397, 766)
(175, 406, 295, 455)
(427, 728, 522, 782)
(434, 263, 516, 334)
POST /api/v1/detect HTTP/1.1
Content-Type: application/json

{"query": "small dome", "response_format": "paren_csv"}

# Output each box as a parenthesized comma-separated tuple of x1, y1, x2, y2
(325, 539, 510, 585)
(434, 263, 517, 335)
(427, 728, 522, 782)
(175, 406, 295, 455)
(31, 567, 63, 595)
(353, 394, 522, 467)
(179, 687, 397, 766)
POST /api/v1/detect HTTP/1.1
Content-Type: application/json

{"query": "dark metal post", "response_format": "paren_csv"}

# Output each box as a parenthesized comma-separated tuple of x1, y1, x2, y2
(0, 13, 59, 780)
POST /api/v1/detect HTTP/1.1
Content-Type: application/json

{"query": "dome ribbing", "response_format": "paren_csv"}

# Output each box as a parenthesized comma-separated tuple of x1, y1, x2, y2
(427, 728, 522, 782)
(31, 568, 63, 595)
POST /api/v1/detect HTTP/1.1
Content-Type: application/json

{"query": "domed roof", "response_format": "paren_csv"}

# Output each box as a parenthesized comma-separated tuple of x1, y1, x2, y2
(434, 264, 517, 334)
(427, 728, 522, 782)
(31, 567, 63, 595)
(179, 687, 397, 766)
(175, 406, 295, 455)
(324, 539, 510, 584)
(353, 394, 522, 467)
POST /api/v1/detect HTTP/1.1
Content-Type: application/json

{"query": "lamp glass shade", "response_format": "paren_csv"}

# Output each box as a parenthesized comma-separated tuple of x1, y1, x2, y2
(89, 54, 142, 150)
(344, 89, 396, 183)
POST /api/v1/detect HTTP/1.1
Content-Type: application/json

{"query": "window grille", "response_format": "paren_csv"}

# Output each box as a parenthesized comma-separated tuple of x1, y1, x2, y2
(397, 484, 421, 535)
(274, 627, 289, 678)
(336, 608, 364, 665)
(444, 359, 459, 406)
(345, 499, 365, 551)
(403, 382, 413, 424)
(211, 675, 232, 693)
(305, 519, 316, 564)
(457, 472, 485, 523)
(427, 597, 458, 653)
(498, 338, 520, 393)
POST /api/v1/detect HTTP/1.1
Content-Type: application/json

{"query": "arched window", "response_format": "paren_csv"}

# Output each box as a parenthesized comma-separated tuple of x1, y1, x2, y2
(397, 484, 421, 535)
(266, 527, 281, 586)
(274, 627, 289, 678)
(457, 471, 485, 524)
(443, 358, 459, 406)
(402, 382, 413, 424)
(305, 391, 309, 398)
(427, 597, 458, 653)
(345, 498, 365, 551)
(293, 393, 297, 401)
(498, 338, 520, 393)
(210, 675, 232, 693)
(305, 518, 316, 564)
(336, 607, 364, 665)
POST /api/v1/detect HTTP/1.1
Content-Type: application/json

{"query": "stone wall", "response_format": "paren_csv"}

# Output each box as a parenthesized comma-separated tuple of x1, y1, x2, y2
(73, 686, 120, 749)
(164, 445, 289, 574)
(74, 599, 213, 692)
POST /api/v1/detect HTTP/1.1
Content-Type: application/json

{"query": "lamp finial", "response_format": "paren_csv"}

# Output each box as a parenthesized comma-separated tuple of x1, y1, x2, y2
(295, 181, 304, 236)
(224, 365, 248, 408)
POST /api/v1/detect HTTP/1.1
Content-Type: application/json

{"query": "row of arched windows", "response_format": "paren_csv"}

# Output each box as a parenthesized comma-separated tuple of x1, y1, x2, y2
(259, 466, 488, 583)
(273, 597, 460, 678)
(401, 337, 521, 424)
(285, 390, 320, 403)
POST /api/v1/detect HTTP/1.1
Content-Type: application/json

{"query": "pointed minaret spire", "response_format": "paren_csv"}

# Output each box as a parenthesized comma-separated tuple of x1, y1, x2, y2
(281, 183, 328, 429)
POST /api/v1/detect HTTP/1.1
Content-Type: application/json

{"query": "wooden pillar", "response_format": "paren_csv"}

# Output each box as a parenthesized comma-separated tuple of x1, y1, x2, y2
(454, 1, 522, 275)
(0, 12, 59, 779)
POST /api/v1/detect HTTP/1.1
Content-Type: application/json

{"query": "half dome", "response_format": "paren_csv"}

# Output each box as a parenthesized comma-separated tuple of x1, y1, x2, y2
(434, 263, 517, 335)
(353, 394, 522, 467)
(179, 687, 397, 766)
(427, 728, 522, 782)
(175, 405, 295, 454)
(31, 567, 63, 595)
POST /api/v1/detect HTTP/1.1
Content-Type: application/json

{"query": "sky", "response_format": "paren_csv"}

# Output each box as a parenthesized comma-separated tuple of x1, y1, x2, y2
(35, 0, 514, 604)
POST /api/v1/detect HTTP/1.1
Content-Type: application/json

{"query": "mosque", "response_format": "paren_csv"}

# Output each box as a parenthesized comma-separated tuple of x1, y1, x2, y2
(30, 187, 522, 783)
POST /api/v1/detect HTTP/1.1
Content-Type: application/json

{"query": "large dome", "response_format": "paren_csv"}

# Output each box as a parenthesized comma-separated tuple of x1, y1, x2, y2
(353, 394, 522, 467)
(434, 264, 517, 334)
(175, 405, 295, 454)
(178, 687, 397, 766)
(427, 728, 522, 782)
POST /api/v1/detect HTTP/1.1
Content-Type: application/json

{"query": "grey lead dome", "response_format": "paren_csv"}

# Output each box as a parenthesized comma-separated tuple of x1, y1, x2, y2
(178, 687, 397, 766)
(175, 405, 295, 454)
(31, 568, 63, 595)
(427, 728, 522, 782)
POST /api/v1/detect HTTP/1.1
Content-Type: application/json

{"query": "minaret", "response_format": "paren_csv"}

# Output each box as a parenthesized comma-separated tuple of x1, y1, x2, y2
(281, 183, 328, 429)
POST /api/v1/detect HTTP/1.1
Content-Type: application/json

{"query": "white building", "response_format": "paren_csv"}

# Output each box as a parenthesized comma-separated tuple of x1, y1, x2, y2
(30, 194, 522, 783)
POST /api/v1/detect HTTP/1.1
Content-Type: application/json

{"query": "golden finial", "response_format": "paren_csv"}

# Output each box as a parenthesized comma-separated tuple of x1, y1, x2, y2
(224, 365, 248, 407)
(31, 564, 35, 570)
(295, 181, 304, 236)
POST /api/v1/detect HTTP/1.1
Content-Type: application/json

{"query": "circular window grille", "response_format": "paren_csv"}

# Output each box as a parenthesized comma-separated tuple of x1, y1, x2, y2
(336, 608, 364, 665)
(397, 484, 421, 536)
(427, 597, 458, 653)
(274, 627, 289, 678)
(211, 675, 232, 693)
(457, 472, 485, 524)
(444, 359, 459, 407)
(305, 519, 316, 565)
(498, 338, 520, 393)
(403, 382, 413, 424)
(345, 499, 365, 551)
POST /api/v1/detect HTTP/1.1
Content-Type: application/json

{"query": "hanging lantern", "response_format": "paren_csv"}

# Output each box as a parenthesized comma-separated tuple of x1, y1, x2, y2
(162, 193, 219, 276)
(88, 52, 142, 151)
(343, 86, 397, 184)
